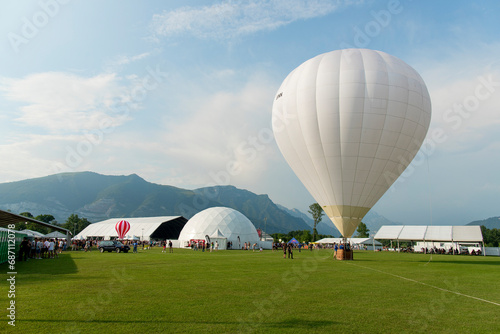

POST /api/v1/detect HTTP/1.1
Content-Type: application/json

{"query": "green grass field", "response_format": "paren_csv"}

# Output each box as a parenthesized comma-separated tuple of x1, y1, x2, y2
(2, 248, 500, 333)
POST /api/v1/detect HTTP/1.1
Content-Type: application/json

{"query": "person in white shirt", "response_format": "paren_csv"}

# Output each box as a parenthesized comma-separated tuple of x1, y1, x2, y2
(43, 239, 50, 259)
(48, 239, 55, 259)
(36, 240, 43, 259)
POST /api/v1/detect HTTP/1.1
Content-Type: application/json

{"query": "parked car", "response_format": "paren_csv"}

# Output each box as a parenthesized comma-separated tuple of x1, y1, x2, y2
(99, 240, 130, 253)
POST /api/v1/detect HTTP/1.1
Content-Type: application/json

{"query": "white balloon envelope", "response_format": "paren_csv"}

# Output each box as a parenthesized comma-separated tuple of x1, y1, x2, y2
(272, 49, 432, 237)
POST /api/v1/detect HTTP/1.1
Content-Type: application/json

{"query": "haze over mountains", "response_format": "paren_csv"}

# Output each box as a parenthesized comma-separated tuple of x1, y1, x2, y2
(0, 172, 497, 234)
(0, 172, 319, 234)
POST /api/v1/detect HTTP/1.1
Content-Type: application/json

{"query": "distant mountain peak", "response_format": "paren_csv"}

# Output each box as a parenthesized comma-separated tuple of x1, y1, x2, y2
(0, 172, 313, 234)
(467, 216, 500, 229)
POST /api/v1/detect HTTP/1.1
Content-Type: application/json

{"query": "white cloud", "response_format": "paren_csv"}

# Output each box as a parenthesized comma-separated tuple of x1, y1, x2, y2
(0, 72, 132, 133)
(419, 50, 500, 154)
(152, 72, 279, 188)
(104, 52, 152, 72)
(114, 52, 151, 66)
(150, 0, 342, 41)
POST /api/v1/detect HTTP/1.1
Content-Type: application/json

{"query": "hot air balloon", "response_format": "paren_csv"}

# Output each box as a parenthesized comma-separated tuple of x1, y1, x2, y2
(272, 49, 431, 239)
(115, 220, 130, 239)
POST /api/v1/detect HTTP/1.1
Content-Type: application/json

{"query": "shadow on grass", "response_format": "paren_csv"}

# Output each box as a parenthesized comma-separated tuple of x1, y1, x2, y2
(262, 317, 337, 329)
(419, 259, 500, 266)
(4, 252, 78, 275)
(20, 317, 338, 328)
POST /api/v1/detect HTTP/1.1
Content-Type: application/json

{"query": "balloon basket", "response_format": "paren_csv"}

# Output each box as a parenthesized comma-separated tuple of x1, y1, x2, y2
(335, 249, 353, 260)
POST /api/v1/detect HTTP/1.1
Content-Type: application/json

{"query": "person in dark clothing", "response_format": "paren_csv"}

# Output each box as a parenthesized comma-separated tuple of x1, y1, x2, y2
(19, 237, 31, 261)
(287, 243, 293, 259)
(282, 242, 287, 259)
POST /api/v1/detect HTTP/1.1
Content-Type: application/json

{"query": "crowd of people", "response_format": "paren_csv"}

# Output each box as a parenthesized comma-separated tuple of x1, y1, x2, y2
(18, 237, 66, 261)
(375, 245, 484, 255)
(419, 246, 483, 255)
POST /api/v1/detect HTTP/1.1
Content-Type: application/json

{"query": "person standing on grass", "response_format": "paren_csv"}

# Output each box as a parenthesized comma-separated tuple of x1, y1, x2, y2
(287, 243, 293, 259)
(54, 239, 59, 258)
(30, 238, 37, 259)
(36, 238, 43, 259)
(43, 238, 50, 259)
(48, 239, 55, 259)
(19, 237, 30, 261)
(282, 242, 287, 259)
(169, 240, 173, 253)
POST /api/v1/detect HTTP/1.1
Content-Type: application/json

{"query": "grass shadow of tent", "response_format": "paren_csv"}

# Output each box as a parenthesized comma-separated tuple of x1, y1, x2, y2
(13, 252, 78, 277)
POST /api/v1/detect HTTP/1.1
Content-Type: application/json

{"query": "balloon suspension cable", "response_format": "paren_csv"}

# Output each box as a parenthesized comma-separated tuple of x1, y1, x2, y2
(425, 154, 433, 264)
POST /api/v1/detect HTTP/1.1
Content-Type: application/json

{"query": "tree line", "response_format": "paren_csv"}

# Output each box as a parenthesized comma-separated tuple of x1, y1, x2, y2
(13, 212, 91, 235)
(481, 225, 500, 247)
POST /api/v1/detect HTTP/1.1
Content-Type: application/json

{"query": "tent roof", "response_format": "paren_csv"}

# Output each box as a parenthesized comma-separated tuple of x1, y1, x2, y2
(374, 225, 483, 242)
(0, 209, 71, 235)
(178, 207, 260, 245)
(45, 231, 68, 238)
(288, 238, 299, 244)
(453, 226, 483, 242)
(398, 225, 427, 240)
(75, 216, 187, 240)
(20, 229, 46, 237)
(210, 229, 226, 238)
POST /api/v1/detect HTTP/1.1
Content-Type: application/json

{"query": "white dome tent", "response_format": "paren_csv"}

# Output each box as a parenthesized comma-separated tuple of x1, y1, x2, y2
(178, 207, 266, 249)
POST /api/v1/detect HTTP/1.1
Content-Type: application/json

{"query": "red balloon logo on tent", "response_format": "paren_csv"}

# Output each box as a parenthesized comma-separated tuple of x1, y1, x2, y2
(115, 220, 130, 239)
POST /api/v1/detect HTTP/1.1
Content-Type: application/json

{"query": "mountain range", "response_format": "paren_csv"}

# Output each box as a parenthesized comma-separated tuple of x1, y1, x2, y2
(0, 172, 318, 234)
(2, 171, 494, 235)
(467, 216, 500, 230)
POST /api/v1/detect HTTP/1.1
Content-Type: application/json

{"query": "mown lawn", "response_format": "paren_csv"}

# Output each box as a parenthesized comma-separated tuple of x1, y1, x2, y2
(2, 248, 500, 333)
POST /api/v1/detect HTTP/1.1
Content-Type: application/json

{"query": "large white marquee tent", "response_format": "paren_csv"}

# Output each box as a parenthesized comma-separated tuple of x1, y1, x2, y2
(374, 225, 484, 253)
(374, 225, 483, 242)
(178, 207, 267, 249)
(75, 216, 187, 241)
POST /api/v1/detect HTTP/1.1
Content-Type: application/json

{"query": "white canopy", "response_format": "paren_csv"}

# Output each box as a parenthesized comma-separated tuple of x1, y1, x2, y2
(20, 229, 45, 237)
(315, 237, 382, 246)
(210, 229, 226, 238)
(374, 225, 483, 242)
(45, 231, 67, 238)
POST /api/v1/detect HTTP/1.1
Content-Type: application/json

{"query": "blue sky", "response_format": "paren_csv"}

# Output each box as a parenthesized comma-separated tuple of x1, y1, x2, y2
(1, 0, 500, 226)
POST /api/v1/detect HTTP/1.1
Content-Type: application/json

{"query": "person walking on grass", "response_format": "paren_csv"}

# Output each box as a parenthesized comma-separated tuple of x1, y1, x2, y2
(287, 243, 293, 259)
(54, 239, 59, 259)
